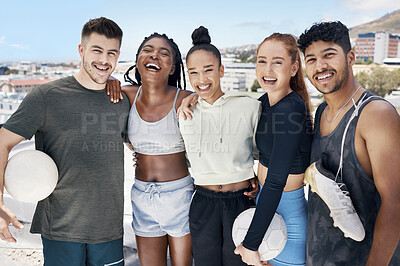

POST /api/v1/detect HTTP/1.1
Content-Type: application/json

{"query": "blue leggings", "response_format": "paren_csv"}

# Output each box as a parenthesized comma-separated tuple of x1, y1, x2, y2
(256, 185, 307, 266)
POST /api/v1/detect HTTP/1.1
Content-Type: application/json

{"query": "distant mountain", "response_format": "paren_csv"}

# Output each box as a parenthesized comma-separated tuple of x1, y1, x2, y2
(349, 9, 400, 38)
(221, 10, 400, 57)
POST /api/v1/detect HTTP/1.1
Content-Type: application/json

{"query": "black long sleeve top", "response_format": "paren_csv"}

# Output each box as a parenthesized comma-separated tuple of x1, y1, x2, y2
(242, 91, 313, 251)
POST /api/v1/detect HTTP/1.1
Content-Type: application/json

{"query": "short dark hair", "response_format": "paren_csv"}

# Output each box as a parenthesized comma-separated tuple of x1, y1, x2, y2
(186, 26, 222, 66)
(298, 21, 351, 54)
(124, 33, 186, 90)
(81, 17, 123, 47)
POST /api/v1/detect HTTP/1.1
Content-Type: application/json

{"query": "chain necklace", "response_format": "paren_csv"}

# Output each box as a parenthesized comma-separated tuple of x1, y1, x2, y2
(324, 86, 362, 123)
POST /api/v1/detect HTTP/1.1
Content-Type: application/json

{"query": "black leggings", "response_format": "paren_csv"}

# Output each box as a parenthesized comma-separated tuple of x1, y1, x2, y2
(189, 185, 255, 266)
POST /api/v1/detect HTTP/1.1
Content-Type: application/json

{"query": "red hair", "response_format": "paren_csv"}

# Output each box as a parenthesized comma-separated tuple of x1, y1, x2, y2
(258, 33, 311, 114)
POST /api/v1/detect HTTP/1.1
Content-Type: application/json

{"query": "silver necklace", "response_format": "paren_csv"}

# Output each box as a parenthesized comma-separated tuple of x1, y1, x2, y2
(324, 86, 362, 123)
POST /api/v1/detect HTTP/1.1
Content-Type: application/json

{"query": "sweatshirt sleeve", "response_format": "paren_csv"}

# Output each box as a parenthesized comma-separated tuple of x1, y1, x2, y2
(242, 100, 305, 251)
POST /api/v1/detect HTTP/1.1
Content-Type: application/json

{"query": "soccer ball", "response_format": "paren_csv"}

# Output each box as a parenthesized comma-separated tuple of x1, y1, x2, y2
(5, 150, 58, 202)
(232, 207, 287, 261)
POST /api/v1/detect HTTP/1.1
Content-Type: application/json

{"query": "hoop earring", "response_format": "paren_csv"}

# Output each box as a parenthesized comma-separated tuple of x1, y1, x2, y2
(124, 65, 137, 85)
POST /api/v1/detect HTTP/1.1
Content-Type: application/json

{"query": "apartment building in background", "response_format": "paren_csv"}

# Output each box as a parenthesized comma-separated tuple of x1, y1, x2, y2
(354, 32, 400, 64)
(0, 78, 55, 94)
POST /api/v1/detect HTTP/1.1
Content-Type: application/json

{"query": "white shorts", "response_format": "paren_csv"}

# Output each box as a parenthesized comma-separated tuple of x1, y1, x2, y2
(131, 175, 194, 237)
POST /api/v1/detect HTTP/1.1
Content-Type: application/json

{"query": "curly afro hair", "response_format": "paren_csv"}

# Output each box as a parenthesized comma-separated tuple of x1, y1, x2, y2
(298, 21, 351, 54)
(124, 33, 186, 90)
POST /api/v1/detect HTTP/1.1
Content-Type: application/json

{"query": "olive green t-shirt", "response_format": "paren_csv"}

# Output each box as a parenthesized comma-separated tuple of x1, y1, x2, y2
(4, 76, 130, 243)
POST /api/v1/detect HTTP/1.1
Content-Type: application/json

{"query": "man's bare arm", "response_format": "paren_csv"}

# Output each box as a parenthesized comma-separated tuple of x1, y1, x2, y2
(0, 127, 25, 242)
(360, 101, 400, 265)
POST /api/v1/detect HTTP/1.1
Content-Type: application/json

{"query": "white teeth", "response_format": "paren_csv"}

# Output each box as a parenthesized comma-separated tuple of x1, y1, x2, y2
(198, 84, 210, 90)
(95, 65, 108, 70)
(317, 73, 333, 80)
(263, 77, 277, 82)
(145, 63, 161, 70)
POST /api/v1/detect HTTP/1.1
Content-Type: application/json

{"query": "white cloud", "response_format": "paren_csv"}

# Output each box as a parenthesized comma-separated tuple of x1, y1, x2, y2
(342, 0, 400, 11)
(0, 36, 5, 44)
(10, 43, 29, 50)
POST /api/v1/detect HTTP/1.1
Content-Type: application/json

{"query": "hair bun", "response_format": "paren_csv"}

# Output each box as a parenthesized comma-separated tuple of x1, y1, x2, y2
(191, 26, 211, 45)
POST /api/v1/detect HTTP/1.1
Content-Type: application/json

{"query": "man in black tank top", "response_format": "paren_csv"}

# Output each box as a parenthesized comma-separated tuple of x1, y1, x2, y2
(298, 21, 400, 265)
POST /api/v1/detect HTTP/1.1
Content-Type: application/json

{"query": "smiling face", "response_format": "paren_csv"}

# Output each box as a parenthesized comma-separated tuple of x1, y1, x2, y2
(78, 32, 120, 89)
(304, 41, 354, 94)
(256, 40, 298, 95)
(187, 50, 224, 104)
(136, 37, 175, 83)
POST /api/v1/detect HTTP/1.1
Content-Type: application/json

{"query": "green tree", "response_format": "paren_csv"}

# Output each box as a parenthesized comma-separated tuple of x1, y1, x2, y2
(355, 67, 399, 97)
(4, 69, 18, 75)
(367, 67, 396, 97)
(355, 58, 373, 65)
(238, 52, 250, 62)
(355, 71, 369, 89)
(389, 68, 400, 90)
(247, 55, 257, 63)
(236, 51, 257, 63)
(355, 58, 365, 65)
(251, 79, 260, 92)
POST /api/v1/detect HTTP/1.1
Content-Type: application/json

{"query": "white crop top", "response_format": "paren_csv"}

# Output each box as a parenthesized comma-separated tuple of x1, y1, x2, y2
(127, 86, 186, 155)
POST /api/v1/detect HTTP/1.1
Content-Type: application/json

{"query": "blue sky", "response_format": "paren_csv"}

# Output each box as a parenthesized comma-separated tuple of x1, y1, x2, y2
(1, 0, 399, 62)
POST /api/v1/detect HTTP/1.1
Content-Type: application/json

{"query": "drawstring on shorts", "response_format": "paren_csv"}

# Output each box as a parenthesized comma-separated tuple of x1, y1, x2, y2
(145, 183, 161, 199)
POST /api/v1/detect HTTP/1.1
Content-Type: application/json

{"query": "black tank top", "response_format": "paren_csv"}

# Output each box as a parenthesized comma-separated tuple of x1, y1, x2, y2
(307, 90, 400, 265)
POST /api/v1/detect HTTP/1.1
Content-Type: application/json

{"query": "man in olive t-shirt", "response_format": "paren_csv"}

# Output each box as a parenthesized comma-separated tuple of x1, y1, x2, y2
(0, 17, 129, 265)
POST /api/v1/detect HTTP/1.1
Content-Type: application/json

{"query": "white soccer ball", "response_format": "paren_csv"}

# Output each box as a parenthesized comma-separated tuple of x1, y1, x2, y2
(4, 150, 58, 202)
(232, 207, 287, 261)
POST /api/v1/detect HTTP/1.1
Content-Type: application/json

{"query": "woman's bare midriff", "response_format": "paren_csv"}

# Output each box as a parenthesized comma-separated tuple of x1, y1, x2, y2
(257, 162, 304, 192)
(134, 151, 189, 182)
(200, 180, 250, 192)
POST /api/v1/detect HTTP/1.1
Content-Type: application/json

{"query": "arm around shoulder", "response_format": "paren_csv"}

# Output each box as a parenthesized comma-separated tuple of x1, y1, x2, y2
(177, 90, 198, 120)
(176, 90, 195, 106)
(121, 85, 139, 103)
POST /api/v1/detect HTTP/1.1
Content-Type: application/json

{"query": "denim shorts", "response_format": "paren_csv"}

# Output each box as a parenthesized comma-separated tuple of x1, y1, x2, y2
(131, 175, 194, 237)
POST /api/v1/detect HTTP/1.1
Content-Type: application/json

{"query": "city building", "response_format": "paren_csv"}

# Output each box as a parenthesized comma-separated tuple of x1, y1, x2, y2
(221, 71, 246, 92)
(0, 78, 55, 94)
(223, 63, 256, 91)
(0, 78, 56, 123)
(0, 93, 23, 124)
(355, 32, 400, 64)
